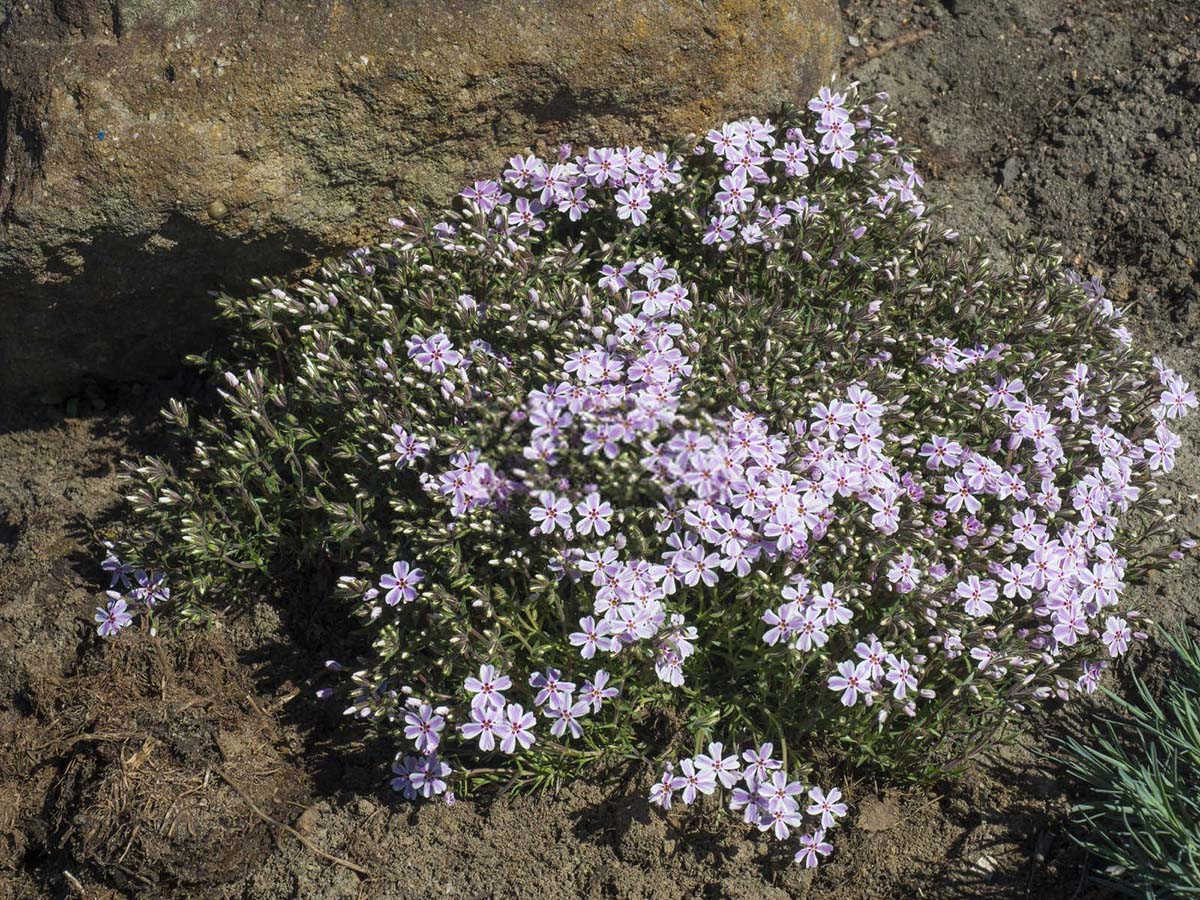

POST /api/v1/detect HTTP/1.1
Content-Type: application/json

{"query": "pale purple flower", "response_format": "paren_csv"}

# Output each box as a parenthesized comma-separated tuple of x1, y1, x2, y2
(578, 669, 619, 712)
(702, 214, 737, 247)
(507, 196, 546, 232)
(1053, 605, 1091, 646)
(884, 654, 918, 700)
(530, 669, 575, 706)
(1077, 563, 1122, 608)
(729, 782, 765, 824)
(757, 770, 806, 813)
(795, 829, 834, 868)
(388, 424, 430, 467)
(583, 146, 624, 185)
(598, 261, 638, 293)
(503, 153, 544, 189)
(694, 742, 742, 789)
(379, 560, 424, 605)
(649, 767, 677, 809)
(742, 743, 782, 782)
(854, 637, 887, 679)
(771, 142, 811, 177)
(95, 592, 133, 637)
(615, 184, 651, 226)
(827, 143, 858, 169)
(706, 123, 746, 158)
(806, 786, 848, 829)
(956, 575, 997, 618)
(390, 755, 420, 799)
(793, 610, 829, 652)
(997, 560, 1035, 600)
(459, 704, 502, 751)
(128, 570, 170, 608)
(569, 616, 607, 659)
(639, 256, 678, 284)
(575, 492, 614, 537)
(1077, 659, 1106, 694)
(920, 435, 963, 470)
(678, 546, 722, 588)
(408, 754, 451, 798)
(464, 664, 512, 711)
(808, 86, 848, 121)
(759, 802, 804, 840)
(545, 692, 590, 739)
(496, 703, 536, 753)
(885, 551, 920, 593)
(403, 703, 445, 753)
(1160, 376, 1197, 419)
(970, 645, 997, 671)
(670, 757, 717, 805)
(460, 179, 510, 213)
(530, 492, 574, 535)
(762, 600, 803, 646)
(943, 474, 982, 515)
(407, 333, 463, 375)
(827, 659, 872, 707)
(715, 169, 753, 213)
(557, 186, 592, 221)
(101, 548, 134, 588)
(813, 582, 852, 627)
(1101, 616, 1131, 657)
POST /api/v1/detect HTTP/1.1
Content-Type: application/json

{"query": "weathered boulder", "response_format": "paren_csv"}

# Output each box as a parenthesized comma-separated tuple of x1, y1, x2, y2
(0, 0, 841, 406)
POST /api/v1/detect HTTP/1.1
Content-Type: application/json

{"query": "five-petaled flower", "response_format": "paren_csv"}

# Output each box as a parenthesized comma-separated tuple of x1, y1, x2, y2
(496, 704, 537, 753)
(670, 758, 718, 805)
(407, 333, 463, 375)
(574, 492, 614, 537)
(806, 786, 848, 829)
(530, 491, 574, 535)
(459, 704, 502, 751)
(403, 703, 445, 753)
(379, 560, 425, 605)
(827, 659, 873, 707)
(95, 592, 133, 637)
(464, 664, 512, 711)
(795, 829, 834, 868)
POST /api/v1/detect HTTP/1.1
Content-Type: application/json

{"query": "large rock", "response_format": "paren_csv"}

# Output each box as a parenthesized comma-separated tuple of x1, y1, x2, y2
(0, 0, 841, 406)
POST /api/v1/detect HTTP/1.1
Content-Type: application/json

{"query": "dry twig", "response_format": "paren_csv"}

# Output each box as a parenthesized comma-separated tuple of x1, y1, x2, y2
(846, 26, 936, 67)
(213, 767, 369, 876)
(62, 869, 86, 897)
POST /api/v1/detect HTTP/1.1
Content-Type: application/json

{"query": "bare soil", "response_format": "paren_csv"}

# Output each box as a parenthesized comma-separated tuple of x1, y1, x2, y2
(1, 0, 1197, 897)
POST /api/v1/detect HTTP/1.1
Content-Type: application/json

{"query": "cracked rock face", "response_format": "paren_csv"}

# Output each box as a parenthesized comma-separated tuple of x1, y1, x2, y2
(0, 0, 840, 406)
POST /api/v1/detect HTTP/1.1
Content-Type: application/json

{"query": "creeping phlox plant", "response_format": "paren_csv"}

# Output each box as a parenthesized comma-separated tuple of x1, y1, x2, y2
(100, 83, 1197, 868)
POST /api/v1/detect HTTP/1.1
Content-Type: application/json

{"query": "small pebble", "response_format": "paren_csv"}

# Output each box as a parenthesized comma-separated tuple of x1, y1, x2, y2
(847, 34, 861, 48)
(973, 853, 997, 875)
(872, 19, 899, 41)
(1000, 155, 1022, 188)
(294, 806, 319, 835)
(208, 199, 228, 220)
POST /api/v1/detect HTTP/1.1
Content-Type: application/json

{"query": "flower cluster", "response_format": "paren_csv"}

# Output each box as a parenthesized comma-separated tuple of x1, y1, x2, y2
(94, 541, 169, 636)
(649, 741, 845, 866)
(106, 82, 1195, 871)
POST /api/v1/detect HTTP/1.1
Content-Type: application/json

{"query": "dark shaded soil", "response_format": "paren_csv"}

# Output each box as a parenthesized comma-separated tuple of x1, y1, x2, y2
(1, 0, 1197, 897)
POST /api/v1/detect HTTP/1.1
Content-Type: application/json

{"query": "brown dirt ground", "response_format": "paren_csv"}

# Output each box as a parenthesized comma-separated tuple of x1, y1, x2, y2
(1, 0, 1198, 897)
